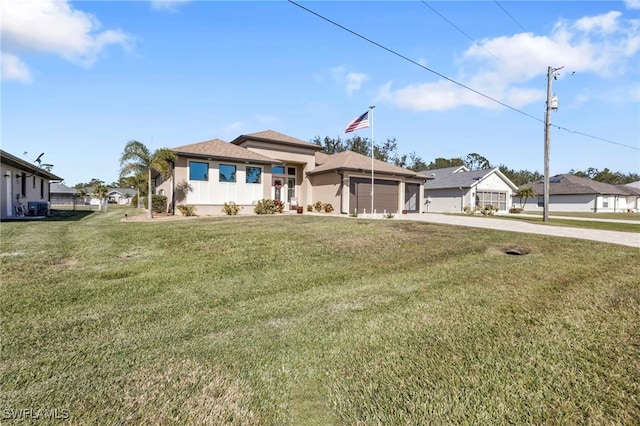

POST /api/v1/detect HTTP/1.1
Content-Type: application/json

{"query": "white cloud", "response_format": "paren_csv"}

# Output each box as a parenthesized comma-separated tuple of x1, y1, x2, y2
(624, 0, 640, 10)
(1, 52, 31, 83)
(150, 0, 192, 12)
(574, 11, 623, 34)
(380, 11, 639, 112)
(330, 66, 368, 95)
(345, 72, 367, 96)
(0, 0, 131, 81)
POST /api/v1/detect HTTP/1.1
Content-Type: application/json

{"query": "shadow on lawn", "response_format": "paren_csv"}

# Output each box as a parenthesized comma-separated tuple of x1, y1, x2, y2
(1, 210, 95, 222)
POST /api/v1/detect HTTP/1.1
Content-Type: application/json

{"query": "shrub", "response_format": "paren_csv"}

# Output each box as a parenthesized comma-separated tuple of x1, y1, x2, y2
(323, 203, 334, 213)
(222, 202, 241, 215)
(509, 207, 523, 214)
(314, 201, 323, 212)
(481, 205, 496, 216)
(254, 199, 283, 215)
(177, 204, 197, 216)
(142, 194, 168, 213)
(384, 212, 395, 219)
(307, 204, 313, 212)
(350, 209, 358, 218)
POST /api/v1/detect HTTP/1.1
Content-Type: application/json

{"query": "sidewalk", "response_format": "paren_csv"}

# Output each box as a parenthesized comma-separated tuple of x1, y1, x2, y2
(399, 213, 640, 248)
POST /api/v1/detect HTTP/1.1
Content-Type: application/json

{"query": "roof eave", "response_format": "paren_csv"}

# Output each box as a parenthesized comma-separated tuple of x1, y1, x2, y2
(231, 135, 323, 151)
(173, 151, 275, 165)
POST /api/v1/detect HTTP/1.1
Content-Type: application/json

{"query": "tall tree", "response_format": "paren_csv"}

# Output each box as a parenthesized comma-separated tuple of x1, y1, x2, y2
(426, 157, 464, 169)
(119, 140, 176, 219)
(464, 153, 491, 171)
(406, 151, 428, 172)
(498, 165, 543, 187)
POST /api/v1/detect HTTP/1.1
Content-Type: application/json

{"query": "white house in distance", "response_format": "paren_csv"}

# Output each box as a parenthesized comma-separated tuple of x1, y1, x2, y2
(0, 149, 63, 218)
(418, 166, 518, 213)
(155, 130, 426, 215)
(523, 174, 640, 213)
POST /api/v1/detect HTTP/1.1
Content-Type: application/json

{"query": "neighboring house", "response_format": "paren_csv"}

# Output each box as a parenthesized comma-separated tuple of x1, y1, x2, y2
(155, 130, 426, 215)
(50, 182, 78, 205)
(523, 174, 633, 213)
(1, 149, 63, 219)
(623, 181, 640, 212)
(419, 166, 518, 213)
(617, 184, 640, 212)
(108, 188, 136, 205)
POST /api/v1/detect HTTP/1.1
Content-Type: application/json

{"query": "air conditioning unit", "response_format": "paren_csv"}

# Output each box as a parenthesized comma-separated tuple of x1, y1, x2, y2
(27, 201, 49, 216)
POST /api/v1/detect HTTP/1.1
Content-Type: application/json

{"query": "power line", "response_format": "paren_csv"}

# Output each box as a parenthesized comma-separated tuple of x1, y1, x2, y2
(287, 0, 638, 152)
(420, 1, 498, 60)
(287, 0, 541, 123)
(494, 1, 528, 33)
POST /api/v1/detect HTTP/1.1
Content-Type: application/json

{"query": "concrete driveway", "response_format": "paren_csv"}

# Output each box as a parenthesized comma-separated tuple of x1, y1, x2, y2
(399, 213, 640, 248)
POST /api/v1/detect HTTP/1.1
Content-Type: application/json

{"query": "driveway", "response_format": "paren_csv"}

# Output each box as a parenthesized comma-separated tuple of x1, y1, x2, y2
(400, 213, 640, 248)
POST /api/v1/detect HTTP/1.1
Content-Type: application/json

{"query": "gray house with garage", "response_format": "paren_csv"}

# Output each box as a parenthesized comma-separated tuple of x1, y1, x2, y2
(419, 166, 518, 213)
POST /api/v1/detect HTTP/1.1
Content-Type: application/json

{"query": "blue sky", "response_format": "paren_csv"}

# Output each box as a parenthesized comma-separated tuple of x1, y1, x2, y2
(2, 0, 639, 186)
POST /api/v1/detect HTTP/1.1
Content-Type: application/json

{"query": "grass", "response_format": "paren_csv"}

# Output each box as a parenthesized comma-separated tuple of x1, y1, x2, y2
(1, 206, 639, 424)
(486, 214, 640, 233)
(522, 211, 640, 221)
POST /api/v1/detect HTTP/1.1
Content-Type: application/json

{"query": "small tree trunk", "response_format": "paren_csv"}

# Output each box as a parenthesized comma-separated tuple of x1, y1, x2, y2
(147, 168, 153, 219)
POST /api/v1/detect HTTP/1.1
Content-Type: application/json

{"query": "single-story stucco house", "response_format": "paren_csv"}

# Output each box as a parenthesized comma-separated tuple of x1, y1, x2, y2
(1, 149, 63, 218)
(522, 174, 638, 213)
(108, 188, 136, 205)
(50, 182, 78, 205)
(155, 130, 426, 216)
(418, 166, 518, 213)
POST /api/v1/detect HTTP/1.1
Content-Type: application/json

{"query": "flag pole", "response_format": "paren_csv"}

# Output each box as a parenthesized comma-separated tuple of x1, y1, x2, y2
(369, 105, 375, 217)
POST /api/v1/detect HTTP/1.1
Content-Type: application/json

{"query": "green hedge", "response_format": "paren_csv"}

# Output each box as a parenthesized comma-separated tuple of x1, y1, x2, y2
(142, 194, 168, 213)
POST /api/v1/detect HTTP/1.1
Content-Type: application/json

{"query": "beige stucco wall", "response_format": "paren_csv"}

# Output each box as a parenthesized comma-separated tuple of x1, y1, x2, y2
(239, 141, 318, 207)
(156, 156, 274, 216)
(308, 173, 342, 212)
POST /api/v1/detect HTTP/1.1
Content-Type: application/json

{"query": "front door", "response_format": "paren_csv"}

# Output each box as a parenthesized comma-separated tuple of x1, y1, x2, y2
(273, 177, 283, 201)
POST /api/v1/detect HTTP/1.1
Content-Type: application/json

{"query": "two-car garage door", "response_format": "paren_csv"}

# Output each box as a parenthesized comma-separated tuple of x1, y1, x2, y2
(349, 178, 399, 214)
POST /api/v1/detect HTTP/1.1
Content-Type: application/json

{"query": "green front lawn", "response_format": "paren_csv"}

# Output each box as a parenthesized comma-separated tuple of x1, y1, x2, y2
(1, 207, 638, 424)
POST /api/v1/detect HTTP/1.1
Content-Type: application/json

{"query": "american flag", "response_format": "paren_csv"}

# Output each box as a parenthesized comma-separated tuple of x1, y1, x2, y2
(344, 111, 370, 133)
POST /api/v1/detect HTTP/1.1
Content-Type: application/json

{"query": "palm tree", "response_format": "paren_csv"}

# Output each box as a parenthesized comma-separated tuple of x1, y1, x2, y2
(119, 140, 176, 219)
(92, 183, 110, 212)
(515, 186, 536, 210)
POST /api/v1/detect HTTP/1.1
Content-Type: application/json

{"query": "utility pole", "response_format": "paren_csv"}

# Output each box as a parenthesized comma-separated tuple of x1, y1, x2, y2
(543, 66, 562, 223)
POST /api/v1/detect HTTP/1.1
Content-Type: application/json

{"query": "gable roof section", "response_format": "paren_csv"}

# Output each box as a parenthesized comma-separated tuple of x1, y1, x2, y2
(230, 130, 323, 151)
(529, 174, 628, 195)
(308, 150, 421, 178)
(617, 185, 640, 196)
(50, 182, 77, 194)
(419, 166, 468, 180)
(171, 139, 275, 164)
(109, 188, 136, 196)
(422, 167, 516, 190)
(1, 149, 63, 181)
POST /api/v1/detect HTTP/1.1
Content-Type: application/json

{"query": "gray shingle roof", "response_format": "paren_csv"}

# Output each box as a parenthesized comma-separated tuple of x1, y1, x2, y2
(420, 167, 515, 190)
(528, 174, 628, 195)
(50, 182, 77, 194)
(171, 139, 276, 164)
(230, 130, 323, 151)
(308, 150, 421, 178)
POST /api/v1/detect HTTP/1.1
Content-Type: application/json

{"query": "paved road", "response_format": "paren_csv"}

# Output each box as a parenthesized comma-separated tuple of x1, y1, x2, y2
(399, 213, 640, 248)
